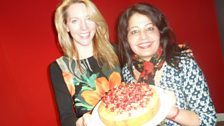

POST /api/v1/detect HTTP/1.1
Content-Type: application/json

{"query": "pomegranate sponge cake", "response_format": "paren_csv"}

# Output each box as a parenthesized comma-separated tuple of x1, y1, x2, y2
(98, 83, 160, 126)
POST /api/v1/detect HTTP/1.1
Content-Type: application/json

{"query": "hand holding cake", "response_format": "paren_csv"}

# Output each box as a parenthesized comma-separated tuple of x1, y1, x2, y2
(76, 112, 92, 126)
(163, 90, 178, 119)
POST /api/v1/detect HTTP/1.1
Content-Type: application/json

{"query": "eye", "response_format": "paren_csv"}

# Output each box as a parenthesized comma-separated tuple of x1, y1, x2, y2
(86, 16, 93, 21)
(71, 19, 77, 23)
(86, 16, 95, 24)
(130, 29, 139, 35)
(146, 26, 154, 31)
(86, 16, 91, 20)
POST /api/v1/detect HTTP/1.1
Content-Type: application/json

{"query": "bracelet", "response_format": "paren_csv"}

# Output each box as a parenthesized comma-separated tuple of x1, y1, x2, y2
(170, 108, 180, 120)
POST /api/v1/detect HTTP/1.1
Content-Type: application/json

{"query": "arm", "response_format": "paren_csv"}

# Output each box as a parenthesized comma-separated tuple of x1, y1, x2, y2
(49, 62, 77, 126)
(167, 106, 200, 126)
(171, 58, 217, 126)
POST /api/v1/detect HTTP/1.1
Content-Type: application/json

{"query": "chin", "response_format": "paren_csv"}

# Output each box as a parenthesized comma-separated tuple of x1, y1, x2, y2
(139, 54, 154, 60)
(78, 40, 92, 46)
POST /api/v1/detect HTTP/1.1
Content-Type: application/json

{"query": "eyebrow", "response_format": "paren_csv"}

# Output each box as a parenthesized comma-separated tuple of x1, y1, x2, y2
(68, 14, 90, 19)
(128, 22, 153, 30)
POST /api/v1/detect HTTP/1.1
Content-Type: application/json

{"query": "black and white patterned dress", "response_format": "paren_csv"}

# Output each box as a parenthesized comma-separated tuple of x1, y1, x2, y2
(122, 57, 217, 126)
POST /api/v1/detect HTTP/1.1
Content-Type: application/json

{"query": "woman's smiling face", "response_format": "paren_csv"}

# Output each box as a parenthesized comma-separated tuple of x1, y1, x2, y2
(65, 3, 96, 47)
(127, 13, 160, 61)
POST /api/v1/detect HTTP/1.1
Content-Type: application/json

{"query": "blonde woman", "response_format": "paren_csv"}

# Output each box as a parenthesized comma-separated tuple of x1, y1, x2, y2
(49, 0, 121, 125)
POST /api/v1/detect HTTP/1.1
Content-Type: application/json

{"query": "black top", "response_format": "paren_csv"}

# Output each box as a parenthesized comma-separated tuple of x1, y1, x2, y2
(49, 56, 121, 126)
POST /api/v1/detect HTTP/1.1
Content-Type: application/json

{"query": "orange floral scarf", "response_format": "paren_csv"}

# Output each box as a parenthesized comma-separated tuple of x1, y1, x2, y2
(132, 47, 165, 85)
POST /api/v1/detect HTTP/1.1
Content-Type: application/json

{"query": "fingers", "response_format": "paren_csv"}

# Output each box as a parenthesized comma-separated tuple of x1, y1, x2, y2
(163, 89, 176, 107)
(82, 113, 92, 126)
(162, 89, 178, 119)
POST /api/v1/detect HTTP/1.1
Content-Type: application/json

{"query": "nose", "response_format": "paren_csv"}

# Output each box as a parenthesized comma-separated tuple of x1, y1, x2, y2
(140, 30, 148, 40)
(80, 20, 88, 30)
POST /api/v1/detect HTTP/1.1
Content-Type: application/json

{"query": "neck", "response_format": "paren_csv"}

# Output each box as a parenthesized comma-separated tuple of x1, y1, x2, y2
(76, 42, 94, 59)
(139, 56, 152, 62)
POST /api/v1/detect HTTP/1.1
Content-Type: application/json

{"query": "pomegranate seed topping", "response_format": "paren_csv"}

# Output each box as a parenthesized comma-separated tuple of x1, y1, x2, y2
(102, 83, 153, 113)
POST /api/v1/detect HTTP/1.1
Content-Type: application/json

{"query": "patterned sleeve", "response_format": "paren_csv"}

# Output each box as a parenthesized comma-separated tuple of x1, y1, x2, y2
(180, 58, 217, 126)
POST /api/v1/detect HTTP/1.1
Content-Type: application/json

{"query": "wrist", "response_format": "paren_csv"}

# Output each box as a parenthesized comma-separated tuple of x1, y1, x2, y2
(168, 107, 180, 120)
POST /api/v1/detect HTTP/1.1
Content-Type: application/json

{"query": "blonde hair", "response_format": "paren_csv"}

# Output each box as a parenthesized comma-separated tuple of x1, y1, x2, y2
(54, 0, 119, 69)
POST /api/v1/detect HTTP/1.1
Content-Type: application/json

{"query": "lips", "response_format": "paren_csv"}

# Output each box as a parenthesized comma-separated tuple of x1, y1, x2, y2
(79, 32, 90, 39)
(137, 42, 152, 49)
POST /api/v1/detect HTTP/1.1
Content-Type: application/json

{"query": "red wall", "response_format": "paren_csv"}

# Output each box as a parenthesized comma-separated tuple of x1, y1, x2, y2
(0, 0, 223, 125)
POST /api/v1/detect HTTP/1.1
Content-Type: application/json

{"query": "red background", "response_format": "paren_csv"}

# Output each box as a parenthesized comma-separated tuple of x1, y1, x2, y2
(0, 0, 223, 125)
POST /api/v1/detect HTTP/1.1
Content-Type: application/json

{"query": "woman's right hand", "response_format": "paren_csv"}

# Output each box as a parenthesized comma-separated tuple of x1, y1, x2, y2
(162, 89, 178, 119)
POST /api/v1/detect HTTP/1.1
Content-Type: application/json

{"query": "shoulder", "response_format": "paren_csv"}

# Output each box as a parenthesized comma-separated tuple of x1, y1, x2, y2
(50, 56, 72, 73)
(178, 56, 199, 70)
(165, 56, 200, 76)
(49, 61, 58, 69)
(49, 61, 60, 70)
(49, 58, 64, 75)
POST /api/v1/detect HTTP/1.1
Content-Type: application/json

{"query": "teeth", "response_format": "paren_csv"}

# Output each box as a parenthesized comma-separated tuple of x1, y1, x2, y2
(80, 33, 89, 37)
(138, 43, 151, 47)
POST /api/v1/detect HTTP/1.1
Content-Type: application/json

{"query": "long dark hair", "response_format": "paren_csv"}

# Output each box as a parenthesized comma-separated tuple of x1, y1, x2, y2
(117, 3, 191, 69)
